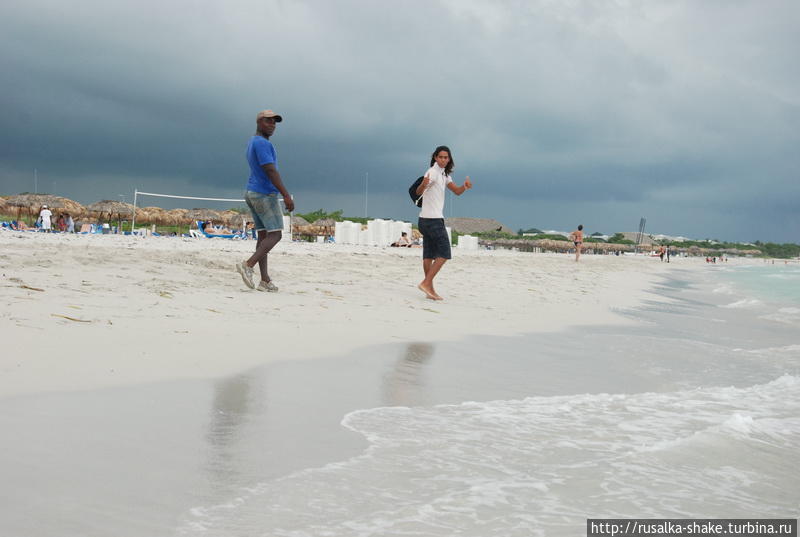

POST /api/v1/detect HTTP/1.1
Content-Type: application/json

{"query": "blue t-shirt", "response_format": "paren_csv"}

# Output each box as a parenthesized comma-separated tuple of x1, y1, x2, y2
(246, 136, 279, 195)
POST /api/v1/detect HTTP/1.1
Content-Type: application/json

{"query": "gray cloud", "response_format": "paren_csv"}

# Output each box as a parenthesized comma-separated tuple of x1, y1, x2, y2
(1, 0, 798, 242)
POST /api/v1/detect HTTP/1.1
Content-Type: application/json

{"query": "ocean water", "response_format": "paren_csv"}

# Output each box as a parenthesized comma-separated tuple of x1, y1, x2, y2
(175, 264, 799, 537)
(711, 263, 800, 326)
(1, 263, 798, 537)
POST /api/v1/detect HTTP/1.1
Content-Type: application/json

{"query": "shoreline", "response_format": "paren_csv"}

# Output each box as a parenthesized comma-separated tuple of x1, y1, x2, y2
(0, 231, 736, 398)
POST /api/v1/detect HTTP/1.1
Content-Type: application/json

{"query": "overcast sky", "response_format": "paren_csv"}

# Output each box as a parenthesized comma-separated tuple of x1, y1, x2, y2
(1, 0, 798, 242)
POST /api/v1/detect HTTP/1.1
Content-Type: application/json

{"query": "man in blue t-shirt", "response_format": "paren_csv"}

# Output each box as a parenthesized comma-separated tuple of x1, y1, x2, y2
(235, 109, 295, 292)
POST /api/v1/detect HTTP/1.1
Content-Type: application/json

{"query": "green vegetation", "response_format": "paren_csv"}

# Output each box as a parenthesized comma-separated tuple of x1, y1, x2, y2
(342, 216, 370, 225)
(608, 233, 635, 245)
(527, 233, 571, 241)
(584, 237, 607, 243)
(472, 231, 571, 241)
(665, 239, 755, 251)
(645, 239, 799, 259)
(473, 231, 521, 240)
(752, 242, 800, 259)
(294, 209, 372, 226)
(518, 227, 542, 234)
(295, 209, 344, 222)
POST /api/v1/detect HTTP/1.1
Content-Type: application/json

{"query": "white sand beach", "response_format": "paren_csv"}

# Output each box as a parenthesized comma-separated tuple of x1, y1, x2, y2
(1, 232, 672, 397)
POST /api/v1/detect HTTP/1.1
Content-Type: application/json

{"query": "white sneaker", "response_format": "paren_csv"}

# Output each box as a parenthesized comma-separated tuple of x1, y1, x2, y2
(257, 280, 279, 292)
(236, 261, 255, 289)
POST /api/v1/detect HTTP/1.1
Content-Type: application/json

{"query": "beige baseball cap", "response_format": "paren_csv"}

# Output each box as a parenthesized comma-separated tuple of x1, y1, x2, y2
(256, 109, 283, 122)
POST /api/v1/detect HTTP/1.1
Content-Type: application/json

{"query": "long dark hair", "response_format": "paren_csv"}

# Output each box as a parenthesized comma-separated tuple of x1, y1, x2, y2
(430, 145, 454, 177)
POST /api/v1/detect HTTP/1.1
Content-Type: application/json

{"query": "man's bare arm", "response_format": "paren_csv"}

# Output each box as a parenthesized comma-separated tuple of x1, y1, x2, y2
(261, 163, 294, 212)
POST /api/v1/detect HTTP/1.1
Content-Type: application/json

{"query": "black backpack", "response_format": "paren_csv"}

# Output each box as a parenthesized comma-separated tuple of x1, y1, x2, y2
(409, 176, 424, 206)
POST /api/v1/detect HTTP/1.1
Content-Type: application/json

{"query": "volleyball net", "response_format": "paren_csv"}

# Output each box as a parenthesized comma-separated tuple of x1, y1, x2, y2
(131, 189, 289, 233)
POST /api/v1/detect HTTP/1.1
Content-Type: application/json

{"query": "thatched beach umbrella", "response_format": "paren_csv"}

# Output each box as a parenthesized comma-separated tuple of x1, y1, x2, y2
(291, 215, 310, 227)
(314, 218, 337, 235)
(6, 193, 64, 210)
(86, 200, 135, 229)
(295, 224, 315, 236)
(291, 216, 310, 234)
(166, 208, 191, 226)
(87, 200, 134, 216)
(57, 198, 85, 218)
(5, 193, 85, 221)
(133, 206, 169, 226)
(185, 208, 222, 224)
(219, 210, 245, 228)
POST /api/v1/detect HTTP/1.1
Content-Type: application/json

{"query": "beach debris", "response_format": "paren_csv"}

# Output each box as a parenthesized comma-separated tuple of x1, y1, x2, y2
(158, 291, 173, 298)
(317, 288, 343, 300)
(20, 284, 45, 292)
(6, 277, 44, 292)
(51, 313, 91, 323)
(68, 305, 82, 309)
(207, 308, 221, 313)
(422, 308, 440, 313)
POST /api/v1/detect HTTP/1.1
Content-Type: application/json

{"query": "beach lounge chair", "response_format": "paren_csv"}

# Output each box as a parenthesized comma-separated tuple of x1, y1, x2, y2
(197, 221, 236, 239)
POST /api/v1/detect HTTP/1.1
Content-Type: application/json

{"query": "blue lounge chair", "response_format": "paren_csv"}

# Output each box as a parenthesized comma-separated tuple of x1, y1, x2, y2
(197, 221, 237, 239)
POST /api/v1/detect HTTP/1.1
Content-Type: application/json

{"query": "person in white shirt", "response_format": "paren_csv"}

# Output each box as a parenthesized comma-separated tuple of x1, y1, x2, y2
(39, 205, 53, 232)
(415, 145, 472, 300)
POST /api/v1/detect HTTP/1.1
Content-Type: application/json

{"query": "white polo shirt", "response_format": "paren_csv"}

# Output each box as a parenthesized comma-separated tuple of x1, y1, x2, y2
(419, 163, 453, 219)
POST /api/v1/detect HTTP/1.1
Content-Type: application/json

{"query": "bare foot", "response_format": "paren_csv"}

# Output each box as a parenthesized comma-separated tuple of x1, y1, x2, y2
(418, 282, 437, 300)
(432, 292, 444, 300)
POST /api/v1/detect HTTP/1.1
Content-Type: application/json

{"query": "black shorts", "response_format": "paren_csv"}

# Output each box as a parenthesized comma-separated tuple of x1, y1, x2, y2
(418, 218, 451, 260)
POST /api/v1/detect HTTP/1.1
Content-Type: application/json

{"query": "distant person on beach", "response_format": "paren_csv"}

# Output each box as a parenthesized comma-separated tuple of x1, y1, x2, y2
(658, 245, 666, 261)
(569, 225, 584, 262)
(204, 221, 233, 235)
(65, 213, 74, 233)
(39, 205, 52, 232)
(391, 232, 412, 247)
(56, 214, 66, 232)
(416, 145, 472, 300)
(236, 109, 295, 293)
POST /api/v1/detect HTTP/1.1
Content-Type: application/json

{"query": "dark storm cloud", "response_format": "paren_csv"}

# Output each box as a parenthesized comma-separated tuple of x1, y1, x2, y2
(0, 0, 798, 241)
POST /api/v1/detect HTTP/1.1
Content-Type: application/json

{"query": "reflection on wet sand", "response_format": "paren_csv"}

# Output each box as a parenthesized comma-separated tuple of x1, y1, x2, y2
(383, 342, 435, 406)
(203, 372, 260, 493)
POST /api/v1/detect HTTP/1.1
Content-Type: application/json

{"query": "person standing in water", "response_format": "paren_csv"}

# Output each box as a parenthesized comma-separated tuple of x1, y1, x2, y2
(570, 225, 584, 262)
(416, 145, 472, 300)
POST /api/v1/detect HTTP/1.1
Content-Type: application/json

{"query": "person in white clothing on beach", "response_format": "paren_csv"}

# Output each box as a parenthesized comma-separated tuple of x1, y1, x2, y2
(415, 145, 472, 300)
(39, 205, 53, 232)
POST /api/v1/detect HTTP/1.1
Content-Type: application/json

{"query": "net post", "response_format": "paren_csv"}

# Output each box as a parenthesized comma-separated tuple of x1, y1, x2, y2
(131, 189, 138, 233)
